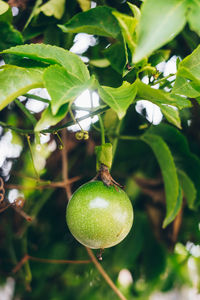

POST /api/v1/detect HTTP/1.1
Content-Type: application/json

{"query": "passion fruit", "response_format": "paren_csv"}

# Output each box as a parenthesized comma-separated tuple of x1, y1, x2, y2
(66, 181, 133, 249)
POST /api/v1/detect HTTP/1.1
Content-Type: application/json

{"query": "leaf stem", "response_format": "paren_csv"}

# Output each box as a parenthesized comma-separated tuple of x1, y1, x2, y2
(15, 99, 37, 126)
(69, 108, 84, 131)
(151, 73, 175, 86)
(24, 93, 50, 104)
(118, 135, 139, 141)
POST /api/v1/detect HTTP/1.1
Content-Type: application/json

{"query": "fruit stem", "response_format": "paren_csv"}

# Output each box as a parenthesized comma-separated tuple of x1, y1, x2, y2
(99, 115, 105, 145)
(97, 164, 123, 189)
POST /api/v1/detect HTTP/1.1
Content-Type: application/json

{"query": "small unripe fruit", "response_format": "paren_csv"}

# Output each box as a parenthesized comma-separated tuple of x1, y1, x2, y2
(66, 181, 133, 249)
(83, 131, 89, 140)
(75, 131, 84, 140)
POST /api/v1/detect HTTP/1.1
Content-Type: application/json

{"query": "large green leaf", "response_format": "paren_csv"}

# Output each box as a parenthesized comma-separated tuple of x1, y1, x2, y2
(136, 79, 191, 109)
(177, 44, 200, 83)
(35, 103, 69, 132)
(2, 44, 90, 82)
(148, 124, 200, 207)
(172, 74, 200, 97)
(141, 133, 181, 228)
(58, 6, 121, 38)
(0, 66, 44, 111)
(39, 0, 65, 19)
(187, 0, 200, 36)
(98, 81, 137, 119)
(133, 0, 187, 62)
(177, 169, 196, 209)
(43, 65, 95, 115)
(0, 22, 23, 51)
(160, 105, 181, 129)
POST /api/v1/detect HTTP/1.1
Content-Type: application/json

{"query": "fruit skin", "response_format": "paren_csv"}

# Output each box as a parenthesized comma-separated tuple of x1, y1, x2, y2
(66, 181, 133, 249)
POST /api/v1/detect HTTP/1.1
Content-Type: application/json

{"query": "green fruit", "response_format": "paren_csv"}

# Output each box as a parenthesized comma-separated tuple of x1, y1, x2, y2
(66, 181, 133, 249)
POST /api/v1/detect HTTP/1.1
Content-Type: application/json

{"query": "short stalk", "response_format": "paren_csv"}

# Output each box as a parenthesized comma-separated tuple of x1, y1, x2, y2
(99, 115, 105, 145)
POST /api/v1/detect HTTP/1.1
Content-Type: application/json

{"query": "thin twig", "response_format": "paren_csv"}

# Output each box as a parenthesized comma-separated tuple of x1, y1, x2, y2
(28, 256, 91, 264)
(12, 207, 33, 222)
(61, 126, 72, 201)
(86, 248, 127, 300)
(12, 254, 90, 273)
(5, 176, 81, 190)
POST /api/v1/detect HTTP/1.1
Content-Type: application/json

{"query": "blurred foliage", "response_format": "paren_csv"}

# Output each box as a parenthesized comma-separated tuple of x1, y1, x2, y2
(0, 0, 200, 299)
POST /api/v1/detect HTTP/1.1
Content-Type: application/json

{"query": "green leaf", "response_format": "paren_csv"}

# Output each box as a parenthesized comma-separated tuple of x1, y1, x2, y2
(98, 81, 137, 119)
(147, 124, 200, 207)
(187, 0, 200, 36)
(2, 44, 90, 83)
(177, 169, 196, 209)
(34, 103, 69, 132)
(136, 79, 191, 109)
(58, 6, 121, 38)
(160, 105, 181, 129)
(141, 133, 180, 228)
(43, 65, 94, 115)
(0, 22, 23, 51)
(0, 0, 12, 22)
(103, 41, 127, 74)
(95, 143, 113, 171)
(0, 66, 44, 111)
(172, 74, 200, 97)
(177, 44, 200, 84)
(39, 0, 65, 19)
(112, 11, 137, 54)
(77, 0, 90, 11)
(133, 0, 187, 62)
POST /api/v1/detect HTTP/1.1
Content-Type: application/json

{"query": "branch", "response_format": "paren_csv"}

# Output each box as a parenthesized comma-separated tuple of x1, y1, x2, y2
(86, 248, 127, 300)
(0, 106, 109, 135)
